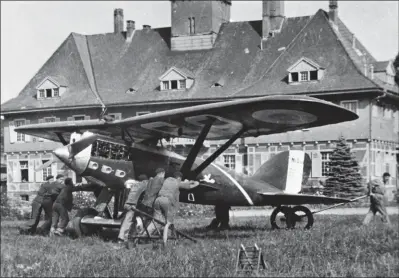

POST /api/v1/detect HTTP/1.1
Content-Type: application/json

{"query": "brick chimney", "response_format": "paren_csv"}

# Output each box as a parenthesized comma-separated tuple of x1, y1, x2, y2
(114, 8, 124, 33)
(329, 0, 338, 25)
(262, 1, 285, 41)
(126, 20, 135, 37)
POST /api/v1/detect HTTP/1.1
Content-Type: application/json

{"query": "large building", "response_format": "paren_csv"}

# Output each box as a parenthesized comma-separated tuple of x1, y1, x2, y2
(1, 0, 398, 201)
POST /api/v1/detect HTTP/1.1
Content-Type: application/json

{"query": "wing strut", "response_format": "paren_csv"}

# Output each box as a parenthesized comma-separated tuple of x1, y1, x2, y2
(188, 127, 247, 179)
(180, 118, 215, 177)
(56, 132, 68, 146)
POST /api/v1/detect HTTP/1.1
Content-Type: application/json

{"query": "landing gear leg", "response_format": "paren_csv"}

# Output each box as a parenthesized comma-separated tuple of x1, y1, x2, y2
(206, 205, 231, 230)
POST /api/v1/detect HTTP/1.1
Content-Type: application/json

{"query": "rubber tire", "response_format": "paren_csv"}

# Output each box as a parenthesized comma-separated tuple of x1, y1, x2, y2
(291, 205, 314, 230)
(270, 206, 293, 230)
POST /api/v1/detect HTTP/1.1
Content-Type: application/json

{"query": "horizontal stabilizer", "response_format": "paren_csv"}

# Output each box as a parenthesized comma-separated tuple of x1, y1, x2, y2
(258, 192, 350, 205)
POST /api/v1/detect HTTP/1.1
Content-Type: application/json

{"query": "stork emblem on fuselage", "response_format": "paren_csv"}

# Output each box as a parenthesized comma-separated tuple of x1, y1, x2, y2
(201, 174, 215, 184)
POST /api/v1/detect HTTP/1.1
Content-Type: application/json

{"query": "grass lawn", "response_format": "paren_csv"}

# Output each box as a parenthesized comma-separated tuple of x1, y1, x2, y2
(1, 215, 398, 277)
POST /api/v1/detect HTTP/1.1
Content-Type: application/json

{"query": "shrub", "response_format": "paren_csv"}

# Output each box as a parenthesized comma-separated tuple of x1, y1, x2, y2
(1, 191, 31, 220)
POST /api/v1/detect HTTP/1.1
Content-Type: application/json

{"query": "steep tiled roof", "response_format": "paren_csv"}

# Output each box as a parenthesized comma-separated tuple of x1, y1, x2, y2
(2, 8, 397, 113)
(2, 34, 101, 112)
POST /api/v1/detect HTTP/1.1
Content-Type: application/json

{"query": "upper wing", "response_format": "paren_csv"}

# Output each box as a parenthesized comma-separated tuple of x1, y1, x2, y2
(15, 95, 357, 143)
(258, 192, 350, 205)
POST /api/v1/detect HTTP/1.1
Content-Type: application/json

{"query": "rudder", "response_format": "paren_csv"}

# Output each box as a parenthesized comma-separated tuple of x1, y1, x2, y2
(252, 150, 311, 193)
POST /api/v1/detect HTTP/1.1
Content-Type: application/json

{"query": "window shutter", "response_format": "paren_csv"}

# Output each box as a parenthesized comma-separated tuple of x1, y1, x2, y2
(51, 162, 58, 178)
(67, 117, 73, 121)
(9, 121, 17, 143)
(28, 160, 35, 182)
(310, 151, 322, 177)
(24, 120, 32, 142)
(7, 160, 14, 182)
(34, 159, 43, 182)
(13, 161, 21, 182)
(235, 154, 243, 174)
(84, 116, 90, 120)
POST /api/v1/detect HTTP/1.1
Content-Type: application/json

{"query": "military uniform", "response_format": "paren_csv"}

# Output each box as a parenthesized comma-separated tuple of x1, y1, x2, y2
(20, 176, 54, 234)
(147, 175, 198, 235)
(363, 179, 391, 225)
(117, 178, 148, 242)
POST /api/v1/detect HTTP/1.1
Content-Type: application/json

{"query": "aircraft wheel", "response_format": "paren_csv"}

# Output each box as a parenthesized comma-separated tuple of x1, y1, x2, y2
(291, 206, 314, 230)
(270, 206, 293, 229)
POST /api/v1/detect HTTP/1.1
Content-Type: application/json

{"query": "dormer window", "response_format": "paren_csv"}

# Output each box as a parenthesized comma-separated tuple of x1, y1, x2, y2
(287, 57, 325, 84)
(36, 76, 67, 99)
(373, 60, 396, 86)
(159, 67, 194, 91)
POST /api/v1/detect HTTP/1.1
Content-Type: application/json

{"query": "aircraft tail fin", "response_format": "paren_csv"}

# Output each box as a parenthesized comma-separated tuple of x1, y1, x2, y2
(252, 150, 311, 194)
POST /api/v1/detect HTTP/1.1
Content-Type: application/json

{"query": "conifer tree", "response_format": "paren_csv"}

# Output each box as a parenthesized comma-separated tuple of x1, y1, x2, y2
(324, 136, 365, 198)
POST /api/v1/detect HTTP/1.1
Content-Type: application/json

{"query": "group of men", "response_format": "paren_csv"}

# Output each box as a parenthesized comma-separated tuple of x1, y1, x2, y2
(116, 168, 199, 244)
(19, 174, 82, 236)
(19, 168, 392, 241)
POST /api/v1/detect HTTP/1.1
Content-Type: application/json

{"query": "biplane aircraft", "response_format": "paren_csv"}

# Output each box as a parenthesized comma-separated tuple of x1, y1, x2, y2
(15, 95, 358, 236)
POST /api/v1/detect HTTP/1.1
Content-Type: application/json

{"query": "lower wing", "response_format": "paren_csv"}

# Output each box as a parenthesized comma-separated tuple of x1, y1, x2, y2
(258, 192, 350, 205)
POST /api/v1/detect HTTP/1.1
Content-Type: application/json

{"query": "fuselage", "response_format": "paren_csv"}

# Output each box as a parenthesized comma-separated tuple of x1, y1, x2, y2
(54, 134, 280, 207)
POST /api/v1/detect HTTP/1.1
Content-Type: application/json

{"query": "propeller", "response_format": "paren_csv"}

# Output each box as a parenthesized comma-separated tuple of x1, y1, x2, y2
(67, 134, 98, 159)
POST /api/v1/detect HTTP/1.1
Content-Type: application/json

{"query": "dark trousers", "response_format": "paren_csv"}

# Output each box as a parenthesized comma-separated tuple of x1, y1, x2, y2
(24, 201, 42, 234)
(23, 198, 53, 234)
(38, 198, 53, 233)
(52, 203, 70, 231)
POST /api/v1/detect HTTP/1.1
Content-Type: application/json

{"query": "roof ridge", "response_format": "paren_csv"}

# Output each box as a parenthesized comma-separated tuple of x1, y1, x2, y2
(72, 33, 105, 110)
(323, 14, 382, 90)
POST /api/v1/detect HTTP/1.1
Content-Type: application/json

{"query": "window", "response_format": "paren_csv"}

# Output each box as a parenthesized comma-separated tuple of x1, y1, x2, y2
(20, 195, 29, 201)
(39, 89, 45, 98)
(309, 70, 318, 80)
(73, 115, 85, 121)
(162, 81, 169, 90)
(340, 101, 358, 114)
(15, 120, 26, 142)
(44, 117, 56, 123)
(42, 160, 52, 181)
(46, 89, 52, 98)
(20, 161, 29, 182)
(291, 72, 298, 82)
(321, 152, 332, 177)
(300, 71, 309, 81)
(53, 88, 59, 97)
(161, 80, 186, 91)
(179, 80, 186, 89)
(223, 155, 236, 170)
(108, 113, 122, 120)
(383, 107, 392, 119)
(189, 17, 196, 34)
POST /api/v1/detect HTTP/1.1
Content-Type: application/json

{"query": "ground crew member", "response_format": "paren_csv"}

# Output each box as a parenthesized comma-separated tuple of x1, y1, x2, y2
(36, 174, 66, 234)
(51, 177, 75, 236)
(362, 177, 391, 226)
(137, 168, 165, 228)
(116, 174, 149, 243)
(148, 171, 199, 235)
(19, 175, 54, 235)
